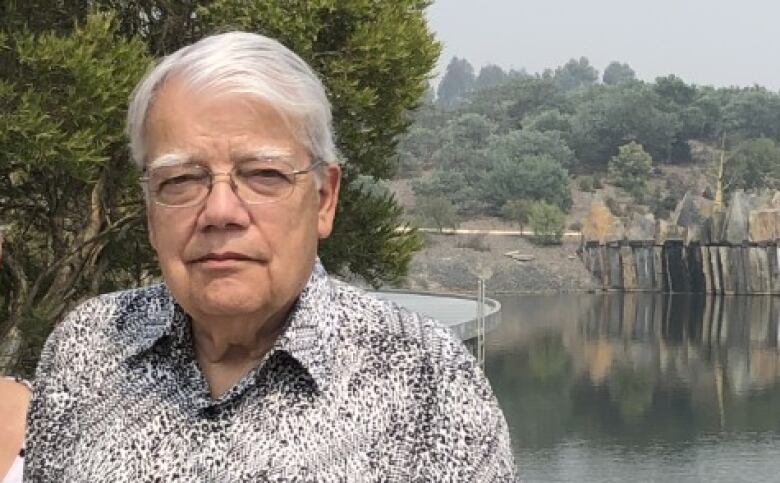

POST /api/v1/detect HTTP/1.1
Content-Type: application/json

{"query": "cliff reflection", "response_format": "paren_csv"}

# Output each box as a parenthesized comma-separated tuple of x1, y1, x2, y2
(486, 294, 780, 452)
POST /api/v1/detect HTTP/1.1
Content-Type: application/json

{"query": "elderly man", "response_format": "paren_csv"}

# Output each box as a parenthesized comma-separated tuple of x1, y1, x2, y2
(25, 32, 515, 481)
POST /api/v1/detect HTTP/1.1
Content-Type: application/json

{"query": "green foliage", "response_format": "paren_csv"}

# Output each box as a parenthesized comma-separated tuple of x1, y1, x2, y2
(578, 176, 595, 192)
(411, 169, 480, 213)
(500, 199, 531, 228)
(528, 200, 566, 245)
(608, 142, 653, 197)
(474, 64, 508, 92)
(552, 57, 599, 92)
(725, 137, 780, 191)
(523, 109, 573, 138)
(479, 155, 571, 212)
(571, 83, 679, 165)
(602, 61, 635, 86)
(415, 195, 459, 232)
(0, 13, 154, 371)
(436, 56, 475, 109)
(487, 129, 575, 169)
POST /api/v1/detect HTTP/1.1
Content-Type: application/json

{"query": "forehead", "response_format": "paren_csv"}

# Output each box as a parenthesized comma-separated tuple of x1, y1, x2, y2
(143, 79, 305, 166)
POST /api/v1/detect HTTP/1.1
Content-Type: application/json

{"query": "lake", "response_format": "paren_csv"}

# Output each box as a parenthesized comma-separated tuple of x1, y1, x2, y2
(485, 293, 780, 483)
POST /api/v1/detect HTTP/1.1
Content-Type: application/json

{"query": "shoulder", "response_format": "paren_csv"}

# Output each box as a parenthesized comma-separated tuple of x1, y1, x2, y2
(329, 280, 465, 356)
(36, 284, 170, 378)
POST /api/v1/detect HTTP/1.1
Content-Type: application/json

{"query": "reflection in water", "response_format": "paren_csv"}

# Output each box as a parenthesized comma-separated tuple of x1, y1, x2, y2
(485, 293, 780, 482)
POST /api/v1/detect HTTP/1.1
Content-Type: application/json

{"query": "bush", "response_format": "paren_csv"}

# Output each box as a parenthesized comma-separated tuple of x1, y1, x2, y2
(568, 221, 583, 231)
(456, 234, 490, 252)
(608, 141, 653, 195)
(592, 176, 604, 189)
(528, 200, 566, 245)
(578, 176, 594, 192)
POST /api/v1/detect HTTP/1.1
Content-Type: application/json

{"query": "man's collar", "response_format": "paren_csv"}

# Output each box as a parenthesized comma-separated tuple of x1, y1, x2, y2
(119, 258, 337, 390)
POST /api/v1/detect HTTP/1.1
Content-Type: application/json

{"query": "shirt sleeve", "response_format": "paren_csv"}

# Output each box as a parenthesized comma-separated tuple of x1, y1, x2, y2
(414, 320, 517, 482)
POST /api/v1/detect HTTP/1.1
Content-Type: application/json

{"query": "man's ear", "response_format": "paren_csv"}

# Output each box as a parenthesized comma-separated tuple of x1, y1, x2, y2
(317, 163, 341, 239)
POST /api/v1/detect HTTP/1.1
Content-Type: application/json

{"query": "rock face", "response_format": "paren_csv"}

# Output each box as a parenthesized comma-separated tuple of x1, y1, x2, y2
(627, 213, 656, 241)
(673, 192, 713, 228)
(749, 210, 780, 242)
(578, 189, 780, 294)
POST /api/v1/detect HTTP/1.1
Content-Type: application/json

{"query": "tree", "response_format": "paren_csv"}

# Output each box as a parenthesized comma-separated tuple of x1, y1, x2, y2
(725, 138, 780, 191)
(570, 83, 680, 165)
(1, 1, 440, 372)
(608, 141, 653, 197)
(436, 56, 475, 109)
(528, 201, 566, 245)
(487, 130, 576, 169)
(0, 14, 153, 374)
(603, 61, 635, 86)
(501, 199, 531, 233)
(553, 57, 599, 92)
(415, 196, 459, 232)
(479, 155, 571, 212)
(474, 64, 507, 91)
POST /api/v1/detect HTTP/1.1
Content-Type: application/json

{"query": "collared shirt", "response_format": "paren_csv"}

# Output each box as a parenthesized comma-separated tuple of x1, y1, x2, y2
(25, 260, 516, 482)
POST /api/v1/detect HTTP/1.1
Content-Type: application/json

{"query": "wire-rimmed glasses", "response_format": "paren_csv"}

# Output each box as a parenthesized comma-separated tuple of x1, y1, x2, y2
(139, 158, 324, 208)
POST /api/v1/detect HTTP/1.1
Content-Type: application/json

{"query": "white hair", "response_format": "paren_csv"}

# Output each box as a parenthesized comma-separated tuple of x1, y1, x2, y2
(126, 31, 338, 171)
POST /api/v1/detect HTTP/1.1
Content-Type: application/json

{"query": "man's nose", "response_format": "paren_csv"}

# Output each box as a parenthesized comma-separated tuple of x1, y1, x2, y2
(198, 173, 250, 230)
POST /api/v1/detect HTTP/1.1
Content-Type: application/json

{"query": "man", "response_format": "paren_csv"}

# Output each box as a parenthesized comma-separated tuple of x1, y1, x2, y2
(25, 32, 515, 481)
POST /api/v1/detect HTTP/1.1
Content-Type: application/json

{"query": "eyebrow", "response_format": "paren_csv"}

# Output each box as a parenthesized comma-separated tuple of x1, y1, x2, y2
(147, 152, 196, 170)
(233, 148, 295, 163)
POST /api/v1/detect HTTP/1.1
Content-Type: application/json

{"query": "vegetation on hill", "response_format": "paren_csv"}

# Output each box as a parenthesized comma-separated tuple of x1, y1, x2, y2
(403, 56, 780, 230)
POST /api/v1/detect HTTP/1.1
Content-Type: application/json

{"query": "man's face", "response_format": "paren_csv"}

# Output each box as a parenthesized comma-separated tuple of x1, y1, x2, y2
(144, 80, 340, 326)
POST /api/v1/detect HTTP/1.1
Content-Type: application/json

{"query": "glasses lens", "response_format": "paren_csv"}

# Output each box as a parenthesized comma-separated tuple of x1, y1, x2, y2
(149, 165, 210, 206)
(234, 160, 295, 203)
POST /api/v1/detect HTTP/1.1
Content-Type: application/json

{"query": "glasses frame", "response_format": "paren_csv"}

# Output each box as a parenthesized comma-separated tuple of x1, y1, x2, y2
(139, 158, 325, 208)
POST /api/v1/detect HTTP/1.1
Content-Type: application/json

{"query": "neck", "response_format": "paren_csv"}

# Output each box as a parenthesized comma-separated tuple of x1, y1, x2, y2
(191, 308, 291, 398)
(191, 309, 289, 364)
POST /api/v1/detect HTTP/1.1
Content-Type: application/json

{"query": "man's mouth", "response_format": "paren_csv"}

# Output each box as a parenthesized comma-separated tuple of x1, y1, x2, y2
(194, 252, 254, 263)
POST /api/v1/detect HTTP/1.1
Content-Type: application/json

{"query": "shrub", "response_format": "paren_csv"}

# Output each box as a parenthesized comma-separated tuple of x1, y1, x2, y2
(456, 234, 490, 252)
(528, 200, 566, 245)
(578, 176, 594, 192)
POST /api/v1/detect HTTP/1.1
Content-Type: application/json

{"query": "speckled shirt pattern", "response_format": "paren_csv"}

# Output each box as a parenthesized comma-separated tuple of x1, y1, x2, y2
(25, 260, 515, 481)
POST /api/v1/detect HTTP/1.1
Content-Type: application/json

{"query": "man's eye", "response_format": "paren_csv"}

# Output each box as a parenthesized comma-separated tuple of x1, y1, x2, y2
(158, 173, 206, 189)
(243, 168, 290, 182)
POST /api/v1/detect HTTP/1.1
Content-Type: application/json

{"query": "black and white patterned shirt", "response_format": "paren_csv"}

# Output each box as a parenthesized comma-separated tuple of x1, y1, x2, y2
(25, 260, 515, 482)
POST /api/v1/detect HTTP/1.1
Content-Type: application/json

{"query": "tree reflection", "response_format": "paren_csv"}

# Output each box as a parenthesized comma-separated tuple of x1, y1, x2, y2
(486, 293, 780, 450)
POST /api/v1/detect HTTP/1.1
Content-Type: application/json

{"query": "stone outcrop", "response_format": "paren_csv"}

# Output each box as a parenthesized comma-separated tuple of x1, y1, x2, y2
(579, 189, 780, 294)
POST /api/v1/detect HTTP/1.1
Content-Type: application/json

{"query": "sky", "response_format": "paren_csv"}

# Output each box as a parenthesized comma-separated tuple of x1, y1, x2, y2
(426, 0, 780, 90)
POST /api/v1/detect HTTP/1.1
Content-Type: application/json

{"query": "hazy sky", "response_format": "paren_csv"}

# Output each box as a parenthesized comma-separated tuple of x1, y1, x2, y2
(427, 0, 780, 90)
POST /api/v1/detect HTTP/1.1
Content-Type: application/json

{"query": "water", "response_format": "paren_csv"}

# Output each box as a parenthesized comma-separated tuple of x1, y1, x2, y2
(485, 293, 780, 483)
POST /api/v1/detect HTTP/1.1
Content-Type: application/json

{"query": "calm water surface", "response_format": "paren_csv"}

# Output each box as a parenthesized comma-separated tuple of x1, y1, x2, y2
(485, 293, 780, 483)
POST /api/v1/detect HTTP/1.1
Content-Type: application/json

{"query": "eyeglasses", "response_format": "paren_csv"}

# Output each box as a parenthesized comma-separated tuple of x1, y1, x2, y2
(140, 159, 324, 208)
